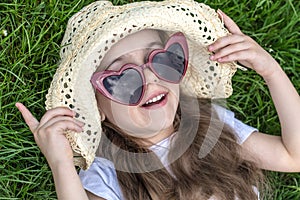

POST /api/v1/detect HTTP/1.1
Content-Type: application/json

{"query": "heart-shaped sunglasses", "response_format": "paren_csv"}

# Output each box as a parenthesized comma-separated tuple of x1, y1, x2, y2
(90, 32, 189, 106)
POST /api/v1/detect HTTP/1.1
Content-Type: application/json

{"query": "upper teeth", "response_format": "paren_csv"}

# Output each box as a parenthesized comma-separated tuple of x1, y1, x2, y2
(145, 94, 165, 105)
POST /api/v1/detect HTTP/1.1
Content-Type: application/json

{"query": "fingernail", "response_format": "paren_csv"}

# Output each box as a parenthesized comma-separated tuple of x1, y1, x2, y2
(217, 9, 224, 14)
(79, 121, 85, 126)
(210, 55, 215, 60)
(217, 9, 224, 23)
(76, 120, 85, 126)
(77, 127, 84, 133)
(15, 102, 22, 108)
(73, 110, 77, 115)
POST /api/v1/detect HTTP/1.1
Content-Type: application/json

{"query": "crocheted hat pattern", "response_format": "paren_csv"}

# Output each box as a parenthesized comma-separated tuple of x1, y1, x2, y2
(45, 0, 240, 169)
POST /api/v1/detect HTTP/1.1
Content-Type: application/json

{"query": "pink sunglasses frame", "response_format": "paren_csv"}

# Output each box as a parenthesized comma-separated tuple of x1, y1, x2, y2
(90, 32, 189, 106)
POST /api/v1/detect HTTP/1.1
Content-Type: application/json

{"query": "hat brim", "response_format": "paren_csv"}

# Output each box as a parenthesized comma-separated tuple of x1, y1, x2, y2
(46, 0, 241, 169)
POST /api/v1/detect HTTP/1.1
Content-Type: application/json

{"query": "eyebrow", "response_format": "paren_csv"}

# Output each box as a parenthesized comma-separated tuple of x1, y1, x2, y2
(106, 41, 163, 68)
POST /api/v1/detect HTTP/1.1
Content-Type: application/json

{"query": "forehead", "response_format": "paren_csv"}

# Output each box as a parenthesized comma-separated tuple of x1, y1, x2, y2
(100, 29, 163, 67)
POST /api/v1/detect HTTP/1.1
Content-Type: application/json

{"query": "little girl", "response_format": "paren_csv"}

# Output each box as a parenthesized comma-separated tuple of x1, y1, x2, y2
(16, 0, 300, 199)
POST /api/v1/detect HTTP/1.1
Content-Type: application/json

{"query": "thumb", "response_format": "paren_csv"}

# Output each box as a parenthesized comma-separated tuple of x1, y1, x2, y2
(16, 102, 39, 133)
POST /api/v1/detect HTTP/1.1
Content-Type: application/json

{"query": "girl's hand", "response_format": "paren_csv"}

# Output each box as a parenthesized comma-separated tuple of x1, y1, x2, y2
(16, 103, 84, 169)
(208, 10, 280, 79)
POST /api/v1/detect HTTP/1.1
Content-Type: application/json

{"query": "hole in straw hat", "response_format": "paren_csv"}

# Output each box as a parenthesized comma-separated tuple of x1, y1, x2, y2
(87, 130, 91, 136)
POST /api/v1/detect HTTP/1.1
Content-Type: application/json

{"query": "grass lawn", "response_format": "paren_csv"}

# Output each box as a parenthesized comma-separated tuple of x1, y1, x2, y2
(0, 0, 299, 199)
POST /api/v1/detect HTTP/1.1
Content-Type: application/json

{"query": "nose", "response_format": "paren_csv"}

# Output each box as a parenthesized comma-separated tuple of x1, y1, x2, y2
(143, 67, 159, 84)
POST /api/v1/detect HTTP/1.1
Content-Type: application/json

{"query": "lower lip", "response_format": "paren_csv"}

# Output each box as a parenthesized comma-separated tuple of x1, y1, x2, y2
(142, 94, 168, 110)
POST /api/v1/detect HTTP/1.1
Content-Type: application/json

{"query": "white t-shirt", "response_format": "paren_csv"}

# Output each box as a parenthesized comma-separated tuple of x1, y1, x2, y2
(79, 106, 258, 200)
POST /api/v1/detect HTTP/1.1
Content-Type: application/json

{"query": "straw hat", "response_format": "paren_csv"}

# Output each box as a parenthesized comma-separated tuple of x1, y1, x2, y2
(45, 0, 241, 169)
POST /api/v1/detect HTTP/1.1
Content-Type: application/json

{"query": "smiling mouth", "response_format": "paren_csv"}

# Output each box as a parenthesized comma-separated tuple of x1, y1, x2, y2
(142, 93, 166, 107)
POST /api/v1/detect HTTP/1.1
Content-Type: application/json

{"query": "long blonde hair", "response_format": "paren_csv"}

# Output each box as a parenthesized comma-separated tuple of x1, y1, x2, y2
(97, 94, 263, 200)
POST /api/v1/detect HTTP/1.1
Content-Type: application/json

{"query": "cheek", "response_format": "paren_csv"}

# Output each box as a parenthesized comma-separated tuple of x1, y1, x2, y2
(166, 83, 180, 104)
(97, 93, 137, 128)
(96, 93, 115, 122)
(105, 104, 145, 135)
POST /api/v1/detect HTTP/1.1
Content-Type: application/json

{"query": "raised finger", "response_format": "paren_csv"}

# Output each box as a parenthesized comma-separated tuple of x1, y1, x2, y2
(40, 107, 75, 125)
(16, 102, 39, 133)
(217, 9, 243, 35)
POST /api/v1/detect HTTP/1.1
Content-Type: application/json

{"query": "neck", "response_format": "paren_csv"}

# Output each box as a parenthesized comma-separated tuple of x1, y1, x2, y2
(141, 125, 175, 147)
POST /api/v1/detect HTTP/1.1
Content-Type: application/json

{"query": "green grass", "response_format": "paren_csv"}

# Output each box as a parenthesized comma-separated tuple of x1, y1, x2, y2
(0, 0, 299, 199)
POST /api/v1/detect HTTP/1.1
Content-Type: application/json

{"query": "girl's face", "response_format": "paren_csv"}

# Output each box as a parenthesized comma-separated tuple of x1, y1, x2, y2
(96, 30, 180, 142)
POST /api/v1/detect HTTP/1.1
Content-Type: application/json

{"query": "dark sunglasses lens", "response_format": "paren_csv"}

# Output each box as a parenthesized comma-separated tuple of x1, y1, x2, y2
(152, 43, 186, 82)
(103, 69, 143, 105)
